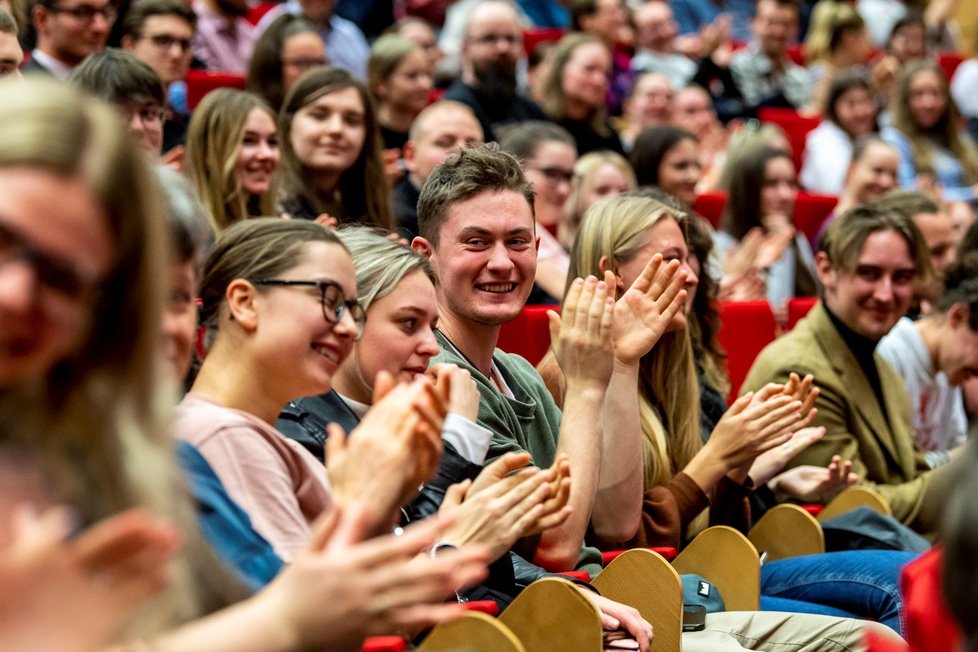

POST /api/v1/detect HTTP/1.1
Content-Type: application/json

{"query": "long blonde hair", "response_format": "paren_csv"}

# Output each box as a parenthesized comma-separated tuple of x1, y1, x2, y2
(0, 79, 246, 633)
(185, 88, 279, 233)
(566, 192, 701, 490)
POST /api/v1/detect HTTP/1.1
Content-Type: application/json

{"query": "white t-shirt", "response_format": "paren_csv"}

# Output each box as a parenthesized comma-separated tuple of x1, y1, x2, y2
(877, 317, 967, 462)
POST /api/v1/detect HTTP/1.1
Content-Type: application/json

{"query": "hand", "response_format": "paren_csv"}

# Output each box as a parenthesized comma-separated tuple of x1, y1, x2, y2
(609, 255, 688, 367)
(161, 145, 185, 172)
(427, 363, 481, 422)
(259, 506, 490, 649)
(549, 276, 616, 393)
(314, 214, 339, 229)
(0, 506, 180, 652)
(749, 426, 826, 485)
(705, 392, 804, 471)
(753, 227, 795, 270)
(578, 590, 653, 652)
(383, 148, 405, 187)
(718, 270, 766, 301)
(769, 456, 858, 504)
(327, 373, 447, 533)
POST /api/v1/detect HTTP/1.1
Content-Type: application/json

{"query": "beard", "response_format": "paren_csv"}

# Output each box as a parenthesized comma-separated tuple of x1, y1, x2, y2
(472, 59, 518, 103)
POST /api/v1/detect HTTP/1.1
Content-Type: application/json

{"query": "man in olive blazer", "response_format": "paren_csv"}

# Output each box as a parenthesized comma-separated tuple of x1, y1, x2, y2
(743, 205, 948, 533)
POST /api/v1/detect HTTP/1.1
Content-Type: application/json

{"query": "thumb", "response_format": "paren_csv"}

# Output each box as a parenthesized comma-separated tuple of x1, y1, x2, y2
(547, 310, 561, 342)
(728, 391, 754, 415)
(324, 422, 348, 468)
(442, 480, 471, 510)
(372, 370, 396, 403)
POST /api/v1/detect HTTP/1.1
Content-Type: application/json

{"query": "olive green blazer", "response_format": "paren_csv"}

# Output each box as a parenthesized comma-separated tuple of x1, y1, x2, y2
(742, 302, 934, 530)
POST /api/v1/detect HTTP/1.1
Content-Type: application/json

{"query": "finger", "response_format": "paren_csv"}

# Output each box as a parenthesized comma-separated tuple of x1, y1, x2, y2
(600, 292, 615, 340)
(372, 370, 397, 403)
(653, 262, 686, 309)
(576, 276, 598, 330)
(547, 309, 562, 344)
(754, 382, 786, 402)
(631, 253, 663, 294)
(563, 277, 585, 329)
(306, 506, 342, 552)
(483, 452, 534, 482)
(441, 481, 470, 511)
(727, 391, 754, 415)
(742, 394, 794, 421)
(753, 400, 803, 434)
(587, 278, 609, 334)
(534, 505, 573, 531)
(800, 385, 820, 416)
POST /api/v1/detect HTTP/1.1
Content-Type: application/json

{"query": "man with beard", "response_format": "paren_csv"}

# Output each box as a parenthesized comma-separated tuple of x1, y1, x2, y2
(443, 0, 546, 142)
(191, 0, 256, 73)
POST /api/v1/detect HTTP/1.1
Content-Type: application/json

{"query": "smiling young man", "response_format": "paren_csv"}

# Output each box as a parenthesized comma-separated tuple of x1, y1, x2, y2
(25, 0, 113, 78)
(743, 204, 953, 532)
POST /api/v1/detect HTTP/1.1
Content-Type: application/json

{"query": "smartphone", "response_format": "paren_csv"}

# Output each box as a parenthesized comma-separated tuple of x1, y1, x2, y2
(682, 604, 707, 632)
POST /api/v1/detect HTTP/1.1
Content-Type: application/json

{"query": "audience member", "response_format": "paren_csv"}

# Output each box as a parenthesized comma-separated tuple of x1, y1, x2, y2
(951, 42, 978, 148)
(121, 0, 196, 152)
(246, 14, 327, 112)
(715, 120, 791, 190)
(617, 71, 673, 151)
(386, 16, 443, 73)
(185, 88, 279, 233)
(669, 0, 755, 42)
(800, 74, 879, 195)
(541, 33, 624, 155)
(278, 67, 394, 229)
(730, 0, 812, 112)
(884, 13, 928, 65)
(568, 0, 631, 115)
(629, 125, 701, 206)
(368, 34, 434, 152)
(718, 146, 819, 315)
(24, 0, 113, 78)
(744, 205, 951, 532)
(190, 0, 255, 74)
(631, 2, 695, 88)
(563, 150, 635, 248)
(878, 254, 977, 467)
(443, 0, 545, 142)
(881, 60, 978, 203)
(858, 0, 959, 51)
(0, 7, 23, 78)
(672, 84, 731, 190)
(499, 120, 577, 301)
(68, 47, 167, 157)
(395, 100, 484, 238)
(257, 0, 369, 81)
(802, 1, 877, 115)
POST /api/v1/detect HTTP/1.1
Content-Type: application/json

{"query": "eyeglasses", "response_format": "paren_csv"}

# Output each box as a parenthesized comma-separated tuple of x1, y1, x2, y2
(120, 102, 170, 127)
(251, 279, 365, 339)
(527, 165, 575, 185)
(471, 33, 520, 46)
(282, 57, 328, 71)
(145, 33, 192, 52)
(0, 219, 100, 323)
(48, 3, 117, 23)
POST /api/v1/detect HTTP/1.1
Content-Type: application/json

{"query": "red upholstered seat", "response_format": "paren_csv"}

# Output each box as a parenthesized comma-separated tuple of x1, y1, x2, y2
(901, 547, 960, 652)
(937, 51, 966, 82)
(692, 191, 727, 229)
(785, 296, 818, 331)
(601, 547, 677, 566)
(865, 631, 908, 652)
(717, 300, 777, 403)
(245, 1, 277, 25)
(361, 636, 406, 651)
(523, 27, 565, 55)
(496, 305, 558, 366)
(757, 107, 821, 173)
(793, 191, 838, 244)
(186, 70, 247, 110)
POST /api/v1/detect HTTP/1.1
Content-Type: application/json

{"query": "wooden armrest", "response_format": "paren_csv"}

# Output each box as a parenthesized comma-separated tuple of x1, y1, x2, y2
(818, 486, 892, 521)
(673, 525, 761, 611)
(419, 611, 525, 651)
(749, 504, 825, 561)
(500, 577, 603, 651)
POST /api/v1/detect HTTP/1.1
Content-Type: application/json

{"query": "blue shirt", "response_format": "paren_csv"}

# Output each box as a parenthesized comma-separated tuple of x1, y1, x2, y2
(257, 3, 370, 81)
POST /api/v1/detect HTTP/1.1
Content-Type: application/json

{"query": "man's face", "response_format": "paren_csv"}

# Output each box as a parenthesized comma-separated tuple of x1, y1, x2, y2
(752, 0, 797, 59)
(463, 3, 523, 84)
(633, 2, 677, 53)
(405, 107, 484, 186)
(673, 87, 716, 138)
(0, 31, 23, 78)
(124, 14, 194, 86)
(582, 0, 625, 46)
(913, 211, 956, 279)
(417, 190, 538, 329)
(34, 0, 114, 65)
(818, 229, 916, 340)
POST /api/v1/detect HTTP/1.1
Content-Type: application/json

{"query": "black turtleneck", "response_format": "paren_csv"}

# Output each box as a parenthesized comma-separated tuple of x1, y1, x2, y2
(824, 304, 890, 427)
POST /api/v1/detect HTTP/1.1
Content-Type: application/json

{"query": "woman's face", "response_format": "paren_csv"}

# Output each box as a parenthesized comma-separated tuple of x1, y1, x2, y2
(760, 156, 798, 218)
(345, 269, 440, 399)
(583, 162, 631, 213)
(290, 86, 366, 178)
(614, 217, 698, 331)
(281, 31, 328, 95)
(161, 258, 197, 382)
(524, 140, 577, 218)
(657, 138, 701, 206)
(235, 108, 280, 197)
(908, 70, 947, 130)
(378, 49, 433, 115)
(251, 241, 359, 399)
(561, 42, 611, 111)
(833, 86, 876, 138)
(0, 168, 113, 387)
(847, 142, 899, 205)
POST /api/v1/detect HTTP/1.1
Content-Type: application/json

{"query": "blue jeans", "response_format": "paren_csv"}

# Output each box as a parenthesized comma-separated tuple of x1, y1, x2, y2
(759, 551, 917, 635)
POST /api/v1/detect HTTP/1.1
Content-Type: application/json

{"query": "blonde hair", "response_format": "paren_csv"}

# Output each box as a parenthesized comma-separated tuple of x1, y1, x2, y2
(0, 78, 245, 633)
(185, 88, 279, 233)
(367, 34, 421, 98)
(803, 0, 864, 64)
(338, 226, 435, 311)
(567, 193, 701, 490)
(563, 151, 636, 246)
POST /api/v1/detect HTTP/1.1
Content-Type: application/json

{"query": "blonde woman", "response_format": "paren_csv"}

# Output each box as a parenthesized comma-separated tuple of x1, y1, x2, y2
(185, 89, 280, 233)
(563, 151, 635, 249)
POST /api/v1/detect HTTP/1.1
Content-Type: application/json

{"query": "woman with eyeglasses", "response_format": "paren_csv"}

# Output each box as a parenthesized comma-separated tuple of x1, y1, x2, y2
(175, 218, 445, 560)
(185, 88, 280, 233)
(499, 121, 578, 302)
(246, 14, 327, 112)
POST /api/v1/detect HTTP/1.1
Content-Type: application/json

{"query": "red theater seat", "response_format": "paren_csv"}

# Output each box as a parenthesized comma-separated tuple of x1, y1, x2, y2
(717, 300, 777, 402)
(793, 191, 838, 243)
(186, 70, 247, 110)
(246, 1, 277, 25)
(938, 51, 966, 82)
(523, 27, 565, 55)
(496, 305, 558, 366)
(786, 296, 818, 330)
(757, 107, 821, 173)
(692, 191, 727, 228)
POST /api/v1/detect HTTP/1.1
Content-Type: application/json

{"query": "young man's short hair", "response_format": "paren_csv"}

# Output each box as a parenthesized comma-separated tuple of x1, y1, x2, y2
(123, 0, 197, 39)
(417, 143, 535, 246)
(874, 189, 941, 222)
(69, 48, 165, 106)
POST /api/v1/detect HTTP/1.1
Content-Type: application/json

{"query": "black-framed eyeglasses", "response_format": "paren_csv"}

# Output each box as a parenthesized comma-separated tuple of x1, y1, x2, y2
(252, 279, 365, 339)
(0, 219, 96, 298)
(48, 3, 117, 22)
(145, 33, 192, 52)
